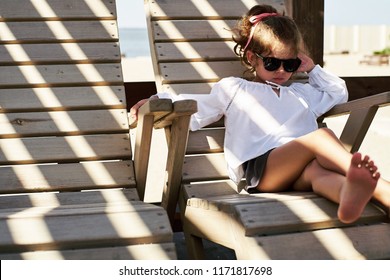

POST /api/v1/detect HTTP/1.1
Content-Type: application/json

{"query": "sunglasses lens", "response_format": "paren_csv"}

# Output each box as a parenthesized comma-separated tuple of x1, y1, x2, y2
(283, 58, 301, 72)
(257, 54, 301, 72)
(263, 57, 281, 71)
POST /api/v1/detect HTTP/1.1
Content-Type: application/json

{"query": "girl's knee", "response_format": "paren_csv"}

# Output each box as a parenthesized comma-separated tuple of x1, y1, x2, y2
(303, 127, 339, 145)
(300, 128, 338, 144)
(315, 127, 337, 138)
(305, 159, 329, 178)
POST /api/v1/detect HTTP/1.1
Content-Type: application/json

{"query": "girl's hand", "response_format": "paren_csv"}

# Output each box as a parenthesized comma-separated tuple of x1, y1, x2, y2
(129, 98, 152, 122)
(297, 52, 315, 73)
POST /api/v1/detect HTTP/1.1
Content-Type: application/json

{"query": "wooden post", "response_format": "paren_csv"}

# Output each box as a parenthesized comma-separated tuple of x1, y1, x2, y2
(160, 100, 197, 225)
(285, 0, 324, 66)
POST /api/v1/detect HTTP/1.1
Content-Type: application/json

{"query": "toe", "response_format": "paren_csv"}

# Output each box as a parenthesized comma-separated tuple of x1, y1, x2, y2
(373, 171, 381, 180)
(362, 155, 370, 164)
(351, 152, 362, 167)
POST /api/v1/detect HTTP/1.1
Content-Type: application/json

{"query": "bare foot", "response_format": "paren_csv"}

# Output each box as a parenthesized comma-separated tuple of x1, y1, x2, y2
(338, 153, 380, 223)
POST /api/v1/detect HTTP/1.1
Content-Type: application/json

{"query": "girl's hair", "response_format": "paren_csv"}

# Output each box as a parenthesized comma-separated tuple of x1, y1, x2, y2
(233, 5, 304, 72)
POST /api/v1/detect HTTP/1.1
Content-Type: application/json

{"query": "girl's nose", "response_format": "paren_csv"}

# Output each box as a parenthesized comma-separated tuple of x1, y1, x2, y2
(275, 64, 285, 73)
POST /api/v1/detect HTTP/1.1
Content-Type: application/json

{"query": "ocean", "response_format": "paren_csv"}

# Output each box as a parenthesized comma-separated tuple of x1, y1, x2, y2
(118, 28, 151, 58)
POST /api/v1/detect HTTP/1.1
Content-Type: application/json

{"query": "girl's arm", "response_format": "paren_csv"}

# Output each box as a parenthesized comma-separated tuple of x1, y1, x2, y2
(130, 77, 238, 129)
(129, 95, 159, 122)
(129, 90, 226, 131)
(297, 52, 315, 73)
(289, 49, 348, 117)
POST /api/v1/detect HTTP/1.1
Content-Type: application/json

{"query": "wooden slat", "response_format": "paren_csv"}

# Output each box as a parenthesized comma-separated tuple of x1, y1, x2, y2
(186, 188, 319, 211)
(0, 202, 172, 252)
(183, 181, 240, 200)
(0, 161, 135, 194)
(148, 0, 285, 19)
(0, 109, 128, 138)
(0, 0, 117, 21)
(182, 153, 229, 182)
(160, 61, 248, 84)
(235, 197, 386, 236)
(152, 20, 237, 42)
(0, 200, 159, 218)
(187, 128, 225, 154)
(252, 224, 390, 259)
(0, 188, 140, 209)
(0, 43, 121, 65)
(161, 82, 216, 94)
(156, 42, 237, 62)
(0, 243, 177, 260)
(0, 86, 126, 112)
(0, 134, 131, 164)
(0, 63, 123, 88)
(0, 21, 118, 43)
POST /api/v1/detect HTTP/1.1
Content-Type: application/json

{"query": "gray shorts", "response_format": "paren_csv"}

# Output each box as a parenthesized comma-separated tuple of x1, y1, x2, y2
(243, 149, 274, 193)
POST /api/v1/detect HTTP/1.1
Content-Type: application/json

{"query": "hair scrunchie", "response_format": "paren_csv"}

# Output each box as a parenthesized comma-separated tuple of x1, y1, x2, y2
(243, 13, 279, 52)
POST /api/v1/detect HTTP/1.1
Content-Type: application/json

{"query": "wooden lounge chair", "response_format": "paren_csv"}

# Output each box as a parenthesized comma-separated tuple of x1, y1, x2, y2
(144, 0, 390, 259)
(0, 0, 181, 259)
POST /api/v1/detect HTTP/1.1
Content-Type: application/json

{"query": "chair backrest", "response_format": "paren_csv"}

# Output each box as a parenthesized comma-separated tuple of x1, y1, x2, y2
(0, 0, 134, 198)
(0, 0, 182, 260)
(144, 0, 289, 190)
(144, 0, 390, 260)
(146, 0, 286, 96)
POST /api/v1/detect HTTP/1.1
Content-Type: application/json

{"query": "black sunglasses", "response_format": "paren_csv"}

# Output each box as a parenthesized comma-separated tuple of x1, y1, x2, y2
(255, 53, 301, 72)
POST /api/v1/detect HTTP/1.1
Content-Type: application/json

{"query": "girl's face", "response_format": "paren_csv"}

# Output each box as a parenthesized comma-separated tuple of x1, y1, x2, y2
(248, 43, 298, 86)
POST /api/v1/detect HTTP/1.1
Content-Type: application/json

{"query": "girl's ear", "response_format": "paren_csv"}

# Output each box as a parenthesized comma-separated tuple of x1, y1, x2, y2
(246, 50, 256, 67)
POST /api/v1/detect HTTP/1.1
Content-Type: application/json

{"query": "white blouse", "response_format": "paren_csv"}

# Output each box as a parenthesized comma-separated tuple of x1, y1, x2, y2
(157, 65, 348, 184)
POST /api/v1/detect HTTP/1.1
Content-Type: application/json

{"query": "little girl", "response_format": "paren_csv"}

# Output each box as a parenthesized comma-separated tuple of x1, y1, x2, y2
(131, 5, 390, 223)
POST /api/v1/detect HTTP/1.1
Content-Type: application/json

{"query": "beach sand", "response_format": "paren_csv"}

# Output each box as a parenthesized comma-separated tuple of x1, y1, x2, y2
(122, 54, 390, 180)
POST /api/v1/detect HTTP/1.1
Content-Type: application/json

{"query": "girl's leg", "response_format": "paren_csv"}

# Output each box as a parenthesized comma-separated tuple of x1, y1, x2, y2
(255, 128, 349, 192)
(300, 155, 379, 223)
(255, 128, 386, 223)
(338, 153, 380, 222)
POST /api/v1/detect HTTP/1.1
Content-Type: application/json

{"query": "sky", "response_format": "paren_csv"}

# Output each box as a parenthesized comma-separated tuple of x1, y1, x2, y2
(116, 0, 390, 28)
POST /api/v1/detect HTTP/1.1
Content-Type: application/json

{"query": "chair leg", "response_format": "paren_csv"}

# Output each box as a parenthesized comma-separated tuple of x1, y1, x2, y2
(229, 215, 269, 259)
(179, 192, 206, 259)
(183, 230, 205, 259)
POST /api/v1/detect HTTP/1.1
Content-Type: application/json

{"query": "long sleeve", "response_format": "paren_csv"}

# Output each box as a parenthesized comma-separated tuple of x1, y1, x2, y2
(290, 65, 348, 117)
(156, 78, 240, 131)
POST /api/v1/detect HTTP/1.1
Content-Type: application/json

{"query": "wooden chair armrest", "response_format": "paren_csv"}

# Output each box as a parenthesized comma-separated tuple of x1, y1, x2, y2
(133, 98, 197, 212)
(133, 99, 173, 199)
(322, 91, 390, 118)
(129, 98, 173, 129)
(154, 100, 198, 129)
(320, 91, 390, 153)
